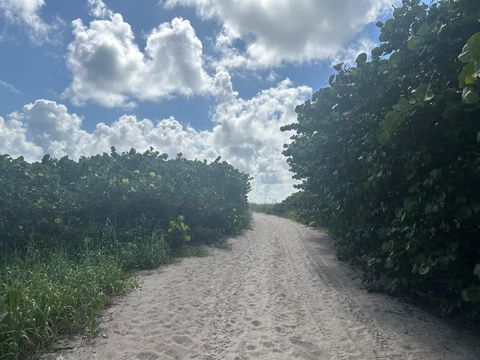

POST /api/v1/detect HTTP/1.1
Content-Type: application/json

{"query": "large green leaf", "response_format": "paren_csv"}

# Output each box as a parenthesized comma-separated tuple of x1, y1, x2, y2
(468, 32, 480, 60)
(461, 286, 480, 303)
(356, 53, 368, 64)
(474, 264, 480, 280)
(462, 87, 480, 104)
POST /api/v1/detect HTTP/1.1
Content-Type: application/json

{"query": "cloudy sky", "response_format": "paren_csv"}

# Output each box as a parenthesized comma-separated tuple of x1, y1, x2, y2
(0, 0, 399, 202)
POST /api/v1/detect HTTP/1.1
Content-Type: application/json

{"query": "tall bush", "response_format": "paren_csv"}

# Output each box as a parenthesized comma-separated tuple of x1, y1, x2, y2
(0, 148, 251, 254)
(282, 0, 480, 319)
(0, 148, 251, 359)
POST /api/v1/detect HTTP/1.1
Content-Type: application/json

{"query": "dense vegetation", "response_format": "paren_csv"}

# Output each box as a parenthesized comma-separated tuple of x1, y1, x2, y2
(281, 0, 480, 320)
(0, 148, 250, 359)
(250, 192, 318, 225)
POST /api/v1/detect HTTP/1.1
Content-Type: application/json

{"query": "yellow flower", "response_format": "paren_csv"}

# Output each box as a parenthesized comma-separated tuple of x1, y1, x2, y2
(122, 178, 129, 184)
(36, 197, 45, 205)
(54, 217, 62, 225)
(149, 172, 156, 177)
(134, 169, 140, 174)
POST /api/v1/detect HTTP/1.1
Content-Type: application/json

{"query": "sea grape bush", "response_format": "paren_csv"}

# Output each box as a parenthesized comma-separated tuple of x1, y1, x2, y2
(167, 215, 192, 250)
(0, 148, 251, 253)
(252, 192, 319, 226)
(458, 31, 480, 104)
(282, 0, 480, 319)
(0, 148, 250, 359)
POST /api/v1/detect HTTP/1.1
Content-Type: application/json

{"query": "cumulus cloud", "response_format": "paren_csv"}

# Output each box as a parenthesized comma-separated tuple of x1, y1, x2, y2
(2, 76, 310, 201)
(0, 0, 61, 43)
(87, 0, 113, 19)
(64, 12, 212, 108)
(211, 74, 312, 201)
(164, 0, 394, 68)
(23, 99, 93, 159)
(210, 72, 311, 194)
(0, 115, 43, 161)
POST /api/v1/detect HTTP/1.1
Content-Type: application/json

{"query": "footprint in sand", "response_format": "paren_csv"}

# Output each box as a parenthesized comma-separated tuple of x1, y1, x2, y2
(263, 341, 274, 348)
(171, 335, 193, 346)
(136, 351, 160, 360)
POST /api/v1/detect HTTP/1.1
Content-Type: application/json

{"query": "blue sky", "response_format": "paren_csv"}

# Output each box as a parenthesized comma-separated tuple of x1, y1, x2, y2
(0, 0, 400, 201)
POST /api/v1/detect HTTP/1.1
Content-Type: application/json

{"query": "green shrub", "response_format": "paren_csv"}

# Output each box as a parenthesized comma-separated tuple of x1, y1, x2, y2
(252, 191, 321, 227)
(0, 149, 251, 254)
(167, 215, 191, 251)
(249, 203, 277, 214)
(0, 149, 251, 359)
(282, 0, 480, 320)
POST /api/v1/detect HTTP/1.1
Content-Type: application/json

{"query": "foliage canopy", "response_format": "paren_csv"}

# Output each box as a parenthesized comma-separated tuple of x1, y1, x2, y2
(282, 0, 480, 319)
(0, 148, 251, 253)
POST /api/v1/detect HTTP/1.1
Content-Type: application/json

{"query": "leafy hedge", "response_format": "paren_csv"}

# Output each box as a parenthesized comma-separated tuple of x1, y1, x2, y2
(0, 148, 251, 359)
(252, 192, 319, 225)
(0, 148, 251, 253)
(282, 0, 480, 320)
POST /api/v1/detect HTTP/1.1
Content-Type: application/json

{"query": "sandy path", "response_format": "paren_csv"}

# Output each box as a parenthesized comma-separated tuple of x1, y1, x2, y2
(51, 213, 479, 360)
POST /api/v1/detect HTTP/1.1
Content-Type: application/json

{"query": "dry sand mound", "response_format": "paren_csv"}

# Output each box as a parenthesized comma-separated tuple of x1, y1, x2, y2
(47, 213, 479, 360)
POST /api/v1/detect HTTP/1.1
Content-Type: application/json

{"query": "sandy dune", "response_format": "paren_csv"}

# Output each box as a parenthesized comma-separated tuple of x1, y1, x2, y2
(49, 213, 479, 360)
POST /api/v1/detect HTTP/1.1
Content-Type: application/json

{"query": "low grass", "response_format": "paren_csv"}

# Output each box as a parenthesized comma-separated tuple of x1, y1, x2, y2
(0, 224, 243, 359)
(0, 233, 172, 360)
(214, 239, 232, 251)
(177, 245, 209, 258)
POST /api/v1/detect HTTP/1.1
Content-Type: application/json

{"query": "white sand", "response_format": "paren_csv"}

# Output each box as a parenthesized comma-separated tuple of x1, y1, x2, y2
(47, 213, 479, 359)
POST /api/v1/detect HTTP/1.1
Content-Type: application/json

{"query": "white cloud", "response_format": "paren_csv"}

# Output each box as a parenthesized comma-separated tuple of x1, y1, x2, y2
(0, 115, 43, 161)
(87, 0, 113, 19)
(330, 37, 377, 66)
(164, 0, 394, 68)
(91, 115, 206, 159)
(2, 76, 310, 201)
(266, 71, 278, 83)
(0, 79, 21, 94)
(210, 73, 311, 198)
(7, 99, 205, 160)
(64, 14, 144, 108)
(0, 0, 60, 43)
(142, 18, 212, 100)
(212, 76, 312, 201)
(23, 99, 93, 159)
(64, 12, 212, 108)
